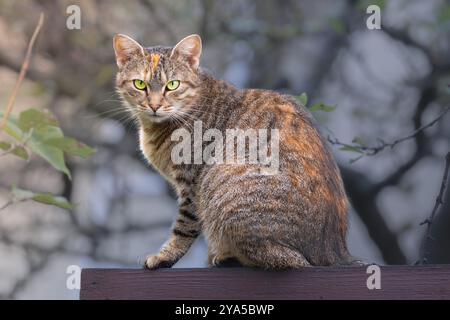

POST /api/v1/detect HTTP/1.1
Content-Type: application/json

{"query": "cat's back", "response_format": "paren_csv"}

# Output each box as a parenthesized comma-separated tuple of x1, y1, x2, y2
(227, 86, 346, 212)
(198, 88, 351, 266)
(238, 88, 345, 196)
(241, 88, 300, 109)
(230, 88, 317, 143)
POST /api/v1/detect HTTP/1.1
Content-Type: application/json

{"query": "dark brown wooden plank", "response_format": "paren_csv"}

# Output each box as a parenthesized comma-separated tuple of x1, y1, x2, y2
(80, 265, 450, 300)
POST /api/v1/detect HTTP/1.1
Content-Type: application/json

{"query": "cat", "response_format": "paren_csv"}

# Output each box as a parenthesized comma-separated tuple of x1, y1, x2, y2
(113, 33, 360, 269)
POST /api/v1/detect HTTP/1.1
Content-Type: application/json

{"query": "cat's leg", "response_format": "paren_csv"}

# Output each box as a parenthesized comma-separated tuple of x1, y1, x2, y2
(144, 196, 201, 270)
(336, 256, 367, 266)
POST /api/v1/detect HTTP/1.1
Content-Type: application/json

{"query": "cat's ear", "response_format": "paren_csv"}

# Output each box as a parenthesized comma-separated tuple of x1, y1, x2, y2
(170, 34, 202, 69)
(113, 34, 145, 69)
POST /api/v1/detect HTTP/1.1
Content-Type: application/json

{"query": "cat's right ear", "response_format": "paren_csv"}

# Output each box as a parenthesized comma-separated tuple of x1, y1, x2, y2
(113, 34, 145, 69)
(170, 34, 202, 70)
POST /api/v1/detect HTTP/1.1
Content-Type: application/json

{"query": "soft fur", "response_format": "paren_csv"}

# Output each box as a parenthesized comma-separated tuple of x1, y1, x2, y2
(113, 34, 359, 269)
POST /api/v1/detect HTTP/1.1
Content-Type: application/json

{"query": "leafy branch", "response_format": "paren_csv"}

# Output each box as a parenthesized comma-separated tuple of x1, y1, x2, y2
(297, 92, 337, 113)
(0, 13, 95, 211)
(0, 13, 43, 130)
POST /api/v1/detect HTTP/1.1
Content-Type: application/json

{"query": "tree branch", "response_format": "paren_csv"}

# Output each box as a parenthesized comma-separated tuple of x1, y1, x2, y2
(418, 151, 450, 264)
(371, 84, 436, 193)
(328, 106, 449, 160)
(0, 13, 44, 130)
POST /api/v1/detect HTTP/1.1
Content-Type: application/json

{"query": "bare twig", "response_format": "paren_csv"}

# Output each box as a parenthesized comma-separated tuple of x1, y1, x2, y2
(328, 106, 450, 161)
(0, 13, 44, 130)
(418, 151, 450, 264)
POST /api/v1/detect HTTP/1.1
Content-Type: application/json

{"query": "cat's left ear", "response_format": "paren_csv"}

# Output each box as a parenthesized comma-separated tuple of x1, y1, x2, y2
(113, 34, 145, 69)
(170, 34, 202, 70)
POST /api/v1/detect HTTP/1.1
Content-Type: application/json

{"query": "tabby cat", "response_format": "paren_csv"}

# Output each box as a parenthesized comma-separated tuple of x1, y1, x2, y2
(113, 34, 359, 269)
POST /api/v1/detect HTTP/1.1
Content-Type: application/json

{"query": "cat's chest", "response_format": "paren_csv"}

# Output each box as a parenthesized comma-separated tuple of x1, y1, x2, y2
(139, 127, 176, 184)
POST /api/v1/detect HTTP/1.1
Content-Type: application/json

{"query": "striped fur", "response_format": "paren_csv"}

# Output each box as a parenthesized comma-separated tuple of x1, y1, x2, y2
(113, 34, 359, 269)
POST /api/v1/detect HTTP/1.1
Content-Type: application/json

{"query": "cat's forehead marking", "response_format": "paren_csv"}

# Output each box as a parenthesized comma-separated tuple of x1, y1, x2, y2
(147, 53, 160, 80)
(143, 53, 161, 82)
(151, 54, 161, 75)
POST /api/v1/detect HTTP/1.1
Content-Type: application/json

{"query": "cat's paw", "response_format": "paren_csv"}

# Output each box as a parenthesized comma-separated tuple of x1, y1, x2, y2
(350, 259, 367, 266)
(143, 255, 174, 270)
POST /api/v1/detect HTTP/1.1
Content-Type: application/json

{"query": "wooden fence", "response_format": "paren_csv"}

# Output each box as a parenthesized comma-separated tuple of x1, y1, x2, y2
(80, 265, 450, 300)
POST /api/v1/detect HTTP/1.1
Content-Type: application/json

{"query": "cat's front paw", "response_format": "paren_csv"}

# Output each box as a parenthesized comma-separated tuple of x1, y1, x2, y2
(143, 254, 174, 270)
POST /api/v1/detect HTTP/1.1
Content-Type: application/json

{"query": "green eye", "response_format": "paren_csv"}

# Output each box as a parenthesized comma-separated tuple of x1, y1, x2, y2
(133, 79, 147, 90)
(166, 80, 180, 91)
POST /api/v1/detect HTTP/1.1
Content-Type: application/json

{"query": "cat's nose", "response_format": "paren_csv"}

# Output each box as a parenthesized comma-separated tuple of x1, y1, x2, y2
(149, 104, 162, 112)
(148, 93, 163, 112)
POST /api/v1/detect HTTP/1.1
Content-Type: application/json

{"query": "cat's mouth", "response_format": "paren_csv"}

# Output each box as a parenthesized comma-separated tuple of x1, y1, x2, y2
(136, 105, 170, 123)
(142, 110, 169, 123)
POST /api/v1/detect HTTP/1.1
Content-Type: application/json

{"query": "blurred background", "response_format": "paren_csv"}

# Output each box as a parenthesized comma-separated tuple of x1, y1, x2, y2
(0, 0, 449, 299)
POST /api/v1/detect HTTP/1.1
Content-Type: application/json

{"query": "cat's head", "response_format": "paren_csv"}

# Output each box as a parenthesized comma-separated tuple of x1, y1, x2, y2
(113, 34, 203, 123)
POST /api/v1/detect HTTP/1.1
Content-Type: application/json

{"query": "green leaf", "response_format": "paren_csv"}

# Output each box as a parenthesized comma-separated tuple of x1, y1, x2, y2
(297, 92, 308, 106)
(11, 187, 34, 200)
(310, 103, 337, 112)
(31, 125, 71, 178)
(0, 112, 71, 178)
(12, 186, 73, 210)
(0, 141, 11, 151)
(339, 145, 363, 154)
(44, 137, 96, 159)
(11, 146, 29, 160)
(0, 109, 94, 178)
(351, 136, 366, 147)
(32, 193, 73, 209)
(0, 112, 24, 142)
(18, 108, 58, 133)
